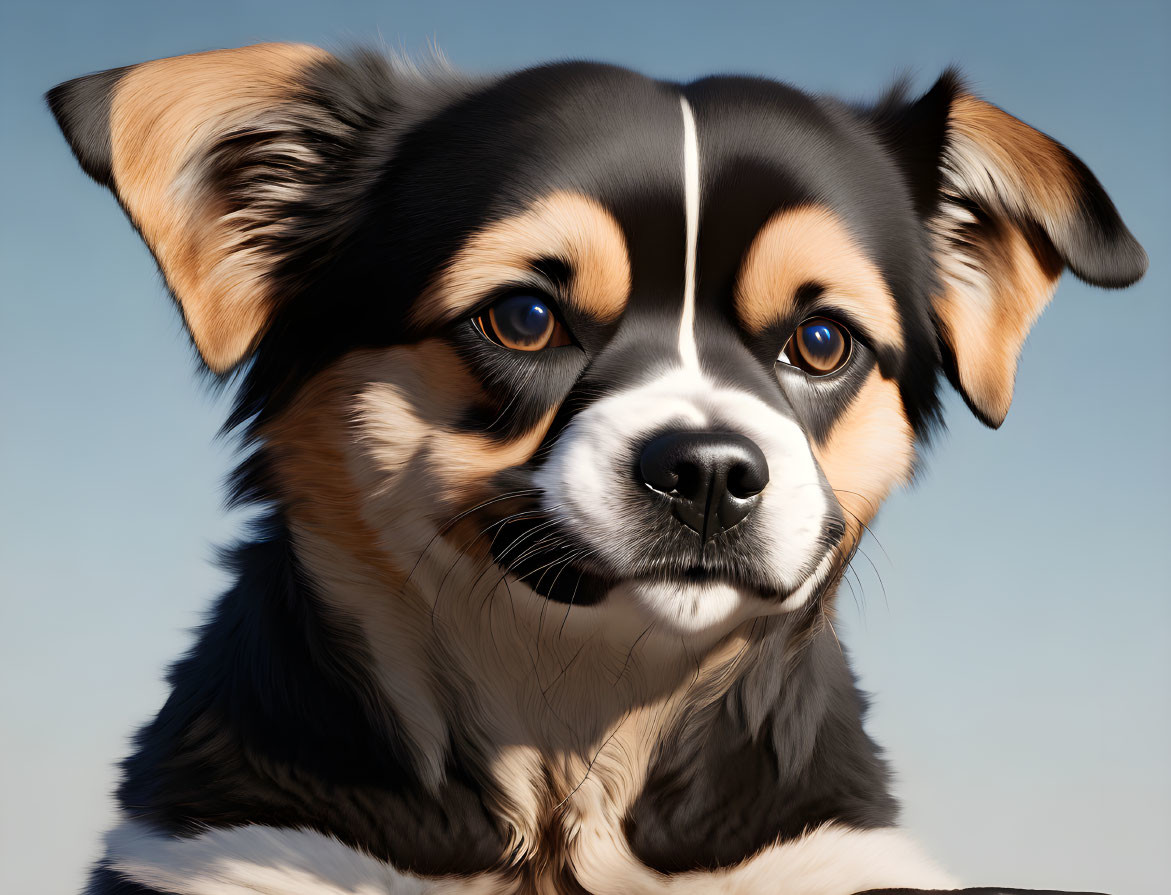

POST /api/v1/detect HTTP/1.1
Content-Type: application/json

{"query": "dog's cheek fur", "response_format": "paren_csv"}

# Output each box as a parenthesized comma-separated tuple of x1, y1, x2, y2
(261, 338, 566, 623)
(255, 340, 563, 786)
(260, 340, 557, 577)
(810, 369, 917, 553)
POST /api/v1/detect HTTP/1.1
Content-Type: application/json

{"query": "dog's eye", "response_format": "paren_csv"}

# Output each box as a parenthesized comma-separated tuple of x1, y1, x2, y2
(475, 293, 570, 351)
(778, 317, 851, 375)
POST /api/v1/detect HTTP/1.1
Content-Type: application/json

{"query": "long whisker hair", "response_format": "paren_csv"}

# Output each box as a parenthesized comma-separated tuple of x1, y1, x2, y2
(404, 487, 544, 585)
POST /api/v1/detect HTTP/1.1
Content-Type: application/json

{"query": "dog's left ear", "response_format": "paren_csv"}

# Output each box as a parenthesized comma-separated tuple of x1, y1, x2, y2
(873, 71, 1147, 427)
(47, 44, 438, 373)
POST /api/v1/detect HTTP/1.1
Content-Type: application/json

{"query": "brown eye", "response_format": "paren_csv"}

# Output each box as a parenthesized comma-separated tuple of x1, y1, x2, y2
(475, 293, 570, 351)
(780, 317, 851, 375)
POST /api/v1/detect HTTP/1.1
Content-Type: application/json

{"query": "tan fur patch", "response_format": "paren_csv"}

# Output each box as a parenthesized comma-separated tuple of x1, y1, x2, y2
(932, 217, 1063, 426)
(264, 340, 558, 536)
(260, 353, 409, 592)
(347, 344, 559, 508)
(415, 190, 632, 328)
(812, 369, 916, 545)
(948, 94, 1078, 226)
(735, 205, 904, 351)
(932, 94, 1073, 426)
(260, 339, 565, 606)
(108, 43, 329, 371)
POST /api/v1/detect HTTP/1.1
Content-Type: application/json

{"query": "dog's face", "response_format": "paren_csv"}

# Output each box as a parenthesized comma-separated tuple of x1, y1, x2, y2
(374, 68, 924, 634)
(50, 45, 1145, 640)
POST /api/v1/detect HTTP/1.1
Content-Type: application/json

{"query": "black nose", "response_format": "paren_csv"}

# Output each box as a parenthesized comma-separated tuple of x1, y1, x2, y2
(638, 431, 769, 541)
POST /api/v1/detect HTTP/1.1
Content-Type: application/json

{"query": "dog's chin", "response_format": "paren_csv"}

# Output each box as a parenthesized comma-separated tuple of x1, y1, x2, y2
(613, 557, 836, 634)
(617, 578, 768, 634)
(507, 551, 837, 637)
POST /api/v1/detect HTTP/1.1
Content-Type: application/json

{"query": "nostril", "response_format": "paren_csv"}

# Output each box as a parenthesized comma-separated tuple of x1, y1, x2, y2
(639, 436, 710, 499)
(727, 458, 768, 499)
(671, 460, 704, 500)
(640, 449, 680, 495)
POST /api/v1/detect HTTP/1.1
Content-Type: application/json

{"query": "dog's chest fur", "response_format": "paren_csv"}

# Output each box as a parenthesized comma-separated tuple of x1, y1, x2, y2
(93, 519, 942, 894)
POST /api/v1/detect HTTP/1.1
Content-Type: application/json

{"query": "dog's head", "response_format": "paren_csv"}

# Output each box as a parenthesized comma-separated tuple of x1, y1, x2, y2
(50, 45, 1145, 639)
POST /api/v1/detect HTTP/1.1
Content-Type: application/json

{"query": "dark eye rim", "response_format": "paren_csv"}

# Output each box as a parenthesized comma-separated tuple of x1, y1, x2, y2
(470, 288, 573, 352)
(778, 315, 854, 377)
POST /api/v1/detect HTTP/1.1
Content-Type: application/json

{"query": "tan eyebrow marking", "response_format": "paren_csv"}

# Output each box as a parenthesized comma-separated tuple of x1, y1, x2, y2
(414, 190, 632, 329)
(735, 205, 904, 352)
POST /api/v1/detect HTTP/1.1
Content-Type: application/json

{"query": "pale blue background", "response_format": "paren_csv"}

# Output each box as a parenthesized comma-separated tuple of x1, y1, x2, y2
(1, 1, 1167, 892)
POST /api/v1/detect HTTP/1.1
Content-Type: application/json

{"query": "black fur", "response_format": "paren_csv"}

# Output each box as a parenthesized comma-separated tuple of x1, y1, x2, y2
(627, 626, 897, 871)
(46, 66, 127, 186)
(113, 515, 507, 877)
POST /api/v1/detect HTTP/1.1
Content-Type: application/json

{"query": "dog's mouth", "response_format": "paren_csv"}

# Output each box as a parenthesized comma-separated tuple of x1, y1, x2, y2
(486, 511, 822, 607)
(485, 512, 612, 605)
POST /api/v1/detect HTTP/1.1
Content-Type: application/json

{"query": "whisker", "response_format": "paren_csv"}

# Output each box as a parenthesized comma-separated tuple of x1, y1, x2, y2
(405, 488, 542, 586)
(612, 623, 654, 686)
(831, 490, 891, 563)
(489, 541, 594, 605)
(540, 638, 590, 696)
(429, 506, 556, 626)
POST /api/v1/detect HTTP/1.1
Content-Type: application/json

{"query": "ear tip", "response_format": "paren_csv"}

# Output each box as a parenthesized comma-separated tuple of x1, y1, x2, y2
(967, 394, 1009, 429)
(977, 409, 1007, 430)
(944, 362, 1011, 429)
(1111, 235, 1149, 286)
(46, 65, 129, 186)
(1108, 238, 1149, 287)
(1065, 228, 1149, 289)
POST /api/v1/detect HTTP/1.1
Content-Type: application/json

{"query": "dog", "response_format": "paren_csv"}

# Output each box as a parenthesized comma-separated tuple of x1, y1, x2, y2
(49, 43, 1146, 895)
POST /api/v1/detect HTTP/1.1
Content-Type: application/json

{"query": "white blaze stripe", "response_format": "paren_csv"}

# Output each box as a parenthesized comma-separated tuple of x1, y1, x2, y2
(678, 96, 701, 372)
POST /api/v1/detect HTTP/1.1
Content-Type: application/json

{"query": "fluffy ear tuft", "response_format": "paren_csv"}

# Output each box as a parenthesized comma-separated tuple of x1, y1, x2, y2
(875, 72, 1147, 427)
(48, 44, 377, 373)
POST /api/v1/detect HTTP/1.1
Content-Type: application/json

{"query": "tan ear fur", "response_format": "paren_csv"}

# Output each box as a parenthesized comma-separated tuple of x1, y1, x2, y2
(113, 44, 331, 371)
(53, 44, 330, 371)
(930, 193, 1063, 427)
(931, 94, 1114, 426)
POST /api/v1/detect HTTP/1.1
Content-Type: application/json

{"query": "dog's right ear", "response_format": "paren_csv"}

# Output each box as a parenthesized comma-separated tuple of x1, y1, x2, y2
(872, 72, 1147, 428)
(48, 44, 407, 373)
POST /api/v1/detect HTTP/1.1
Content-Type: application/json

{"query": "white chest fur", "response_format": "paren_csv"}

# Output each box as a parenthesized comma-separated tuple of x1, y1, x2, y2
(104, 816, 956, 895)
